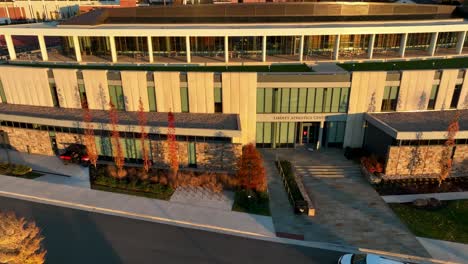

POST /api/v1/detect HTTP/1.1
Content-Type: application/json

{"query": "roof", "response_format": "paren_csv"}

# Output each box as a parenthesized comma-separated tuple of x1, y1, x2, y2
(365, 110, 468, 140)
(0, 104, 239, 131)
(60, 3, 458, 26)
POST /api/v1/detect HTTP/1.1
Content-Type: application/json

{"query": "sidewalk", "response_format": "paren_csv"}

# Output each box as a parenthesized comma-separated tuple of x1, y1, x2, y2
(417, 237, 468, 264)
(382, 192, 468, 203)
(0, 175, 275, 238)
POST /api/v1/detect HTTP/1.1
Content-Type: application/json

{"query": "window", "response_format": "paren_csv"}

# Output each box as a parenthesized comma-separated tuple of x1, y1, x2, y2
(214, 87, 222, 113)
(180, 86, 189, 112)
(450, 84, 462, 109)
(428, 84, 439, 110)
(50, 83, 60, 108)
(78, 84, 88, 108)
(108, 85, 125, 111)
(381, 86, 399, 111)
(0, 79, 6, 103)
(147, 86, 157, 112)
(188, 142, 196, 167)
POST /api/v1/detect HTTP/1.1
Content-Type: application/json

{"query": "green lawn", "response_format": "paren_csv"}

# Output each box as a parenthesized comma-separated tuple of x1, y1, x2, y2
(338, 57, 468, 71)
(389, 200, 468, 243)
(8, 61, 313, 72)
(91, 183, 174, 200)
(232, 189, 271, 216)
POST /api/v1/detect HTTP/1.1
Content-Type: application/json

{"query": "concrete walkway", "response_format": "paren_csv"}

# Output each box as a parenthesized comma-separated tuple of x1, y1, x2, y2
(417, 237, 468, 264)
(262, 148, 430, 257)
(0, 175, 275, 238)
(382, 192, 468, 203)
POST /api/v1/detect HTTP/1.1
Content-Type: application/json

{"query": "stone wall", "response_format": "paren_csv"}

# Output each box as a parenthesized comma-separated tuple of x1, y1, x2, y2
(385, 144, 468, 179)
(55, 132, 83, 151)
(150, 140, 241, 172)
(0, 126, 54, 155)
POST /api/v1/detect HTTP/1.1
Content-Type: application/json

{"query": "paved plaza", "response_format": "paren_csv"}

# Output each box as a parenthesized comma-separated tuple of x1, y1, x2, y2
(262, 148, 430, 257)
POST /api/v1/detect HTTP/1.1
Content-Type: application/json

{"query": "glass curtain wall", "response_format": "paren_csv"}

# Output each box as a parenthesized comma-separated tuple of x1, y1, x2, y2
(303, 35, 335, 61)
(257, 88, 349, 114)
(323, 121, 346, 148)
(228, 36, 262, 61)
(381, 86, 399, 111)
(152, 37, 186, 61)
(79, 36, 112, 62)
(190, 37, 224, 62)
(256, 122, 295, 148)
(338, 35, 370, 59)
(373, 34, 401, 58)
(12, 35, 42, 61)
(115, 37, 148, 62)
(266, 36, 300, 61)
(405, 33, 432, 57)
(45, 36, 76, 61)
(435, 32, 458, 55)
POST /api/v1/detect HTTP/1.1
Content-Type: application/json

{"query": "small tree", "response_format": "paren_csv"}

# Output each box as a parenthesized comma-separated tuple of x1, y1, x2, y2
(0, 211, 46, 264)
(83, 105, 98, 167)
(237, 143, 266, 193)
(109, 102, 125, 178)
(167, 111, 178, 181)
(439, 111, 460, 183)
(137, 97, 151, 173)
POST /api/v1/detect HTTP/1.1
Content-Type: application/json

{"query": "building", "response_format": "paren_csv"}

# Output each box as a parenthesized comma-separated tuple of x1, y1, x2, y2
(0, 2, 466, 177)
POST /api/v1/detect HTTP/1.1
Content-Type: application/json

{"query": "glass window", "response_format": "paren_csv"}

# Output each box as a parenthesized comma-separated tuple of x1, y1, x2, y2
(323, 88, 333, 113)
(428, 85, 439, 110)
(450, 84, 462, 109)
(289, 88, 299, 113)
(264, 89, 274, 113)
(306, 88, 315, 113)
(314, 88, 324, 112)
(188, 142, 196, 166)
(180, 86, 189, 112)
(95, 136, 112, 156)
(50, 84, 60, 108)
(297, 88, 307, 113)
(0, 79, 7, 103)
(381, 86, 399, 111)
(280, 88, 290, 113)
(256, 122, 264, 144)
(257, 88, 265, 113)
(214, 87, 222, 113)
(147, 86, 157, 112)
(287, 122, 295, 144)
(78, 84, 88, 108)
(331, 88, 341, 113)
(279, 122, 289, 144)
(339, 88, 350, 113)
(108, 85, 125, 111)
(263, 122, 272, 145)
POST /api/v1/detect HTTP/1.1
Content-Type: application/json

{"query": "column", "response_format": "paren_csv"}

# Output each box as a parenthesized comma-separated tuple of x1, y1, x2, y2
(399, 33, 408, 58)
(367, 34, 375, 59)
(4, 34, 16, 60)
(224, 36, 229, 63)
(299, 35, 304, 62)
(262, 36, 267, 62)
(333, 35, 340, 60)
(317, 121, 324, 150)
(186, 36, 191, 63)
(428, 32, 438, 56)
(38, 35, 48, 61)
(456, 31, 466, 55)
(72, 35, 82, 62)
(109, 36, 117, 63)
(147, 36, 154, 63)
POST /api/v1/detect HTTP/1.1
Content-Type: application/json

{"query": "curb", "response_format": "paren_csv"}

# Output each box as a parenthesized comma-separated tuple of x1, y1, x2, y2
(0, 190, 460, 264)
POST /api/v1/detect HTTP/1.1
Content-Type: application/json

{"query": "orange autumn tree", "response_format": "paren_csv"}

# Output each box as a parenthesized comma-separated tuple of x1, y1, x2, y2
(237, 143, 266, 192)
(83, 106, 98, 167)
(109, 102, 125, 178)
(439, 111, 460, 183)
(137, 97, 151, 173)
(167, 111, 178, 180)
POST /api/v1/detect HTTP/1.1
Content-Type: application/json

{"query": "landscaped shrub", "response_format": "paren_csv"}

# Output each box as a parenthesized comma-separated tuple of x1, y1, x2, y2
(361, 155, 384, 174)
(278, 160, 305, 203)
(10, 164, 33, 176)
(232, 189, 270, 216)
(237, 144, 267, 192)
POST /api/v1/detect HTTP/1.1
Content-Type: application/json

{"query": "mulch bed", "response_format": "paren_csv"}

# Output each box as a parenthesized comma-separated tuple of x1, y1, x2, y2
(375, 177, 468, 195)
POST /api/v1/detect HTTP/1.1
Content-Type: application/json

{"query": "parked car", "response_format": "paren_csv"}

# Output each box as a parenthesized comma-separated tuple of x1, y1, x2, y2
(59, 144, 90, 166)
(338, 254, 408, 264)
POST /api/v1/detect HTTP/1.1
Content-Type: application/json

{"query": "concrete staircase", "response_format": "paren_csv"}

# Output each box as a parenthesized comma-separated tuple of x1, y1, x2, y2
(295, 164, 362, 179)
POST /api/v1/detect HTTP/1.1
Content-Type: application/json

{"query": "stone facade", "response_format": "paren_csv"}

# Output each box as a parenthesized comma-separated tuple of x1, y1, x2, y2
(55, 132, 83, 150)
(0, 126, 54, 155)
(385, 144, 468, 179)
(150, 140, 241, 172)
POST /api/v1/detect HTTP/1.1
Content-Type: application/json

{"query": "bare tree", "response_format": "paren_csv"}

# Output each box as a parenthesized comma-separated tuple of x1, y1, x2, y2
(137, 97, 151, 173)
(439, 111, 460, 184)
(167, 111, 178, 182)
(83, 105, 98, 167)
(0, 211, 46, 264)
(109, 102, 125, 178)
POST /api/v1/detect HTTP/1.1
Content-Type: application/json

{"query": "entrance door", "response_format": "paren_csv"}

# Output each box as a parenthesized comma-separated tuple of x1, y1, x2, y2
(300, 122, 320, 147)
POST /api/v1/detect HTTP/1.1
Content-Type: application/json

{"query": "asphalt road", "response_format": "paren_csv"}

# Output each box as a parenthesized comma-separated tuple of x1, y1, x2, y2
(0, 196, 344, 264)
